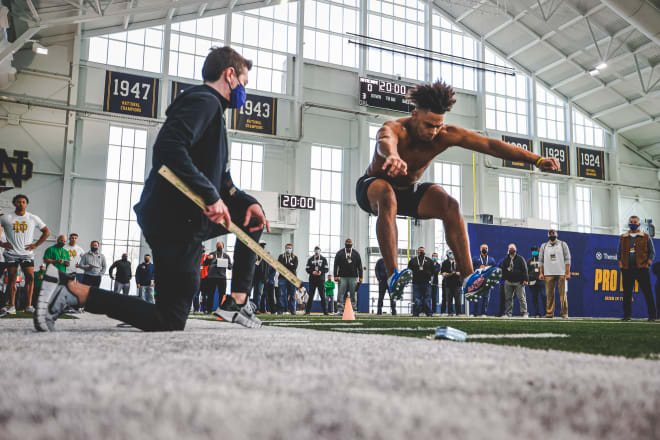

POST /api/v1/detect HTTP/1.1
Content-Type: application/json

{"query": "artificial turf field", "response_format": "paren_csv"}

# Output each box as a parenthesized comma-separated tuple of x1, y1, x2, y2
(192, 313, 660, 359)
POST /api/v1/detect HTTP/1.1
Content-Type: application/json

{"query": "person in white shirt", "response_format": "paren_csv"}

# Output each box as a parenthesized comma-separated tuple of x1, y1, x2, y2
(0, 194, 50, 314)
(64, 233, 85, 282)
(539, 229, 571, 319)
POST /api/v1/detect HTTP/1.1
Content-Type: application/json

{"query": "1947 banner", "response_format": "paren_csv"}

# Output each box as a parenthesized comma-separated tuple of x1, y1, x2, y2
(231, 94, 277, 135)
(502, 136, 533, 170)
(104, 70, 159, 118)
(540, 141, 570, 176)
(577, 147, 605, 180)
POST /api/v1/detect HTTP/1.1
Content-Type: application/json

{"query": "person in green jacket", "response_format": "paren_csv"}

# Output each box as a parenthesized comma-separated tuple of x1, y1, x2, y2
(325, 274, 336, 314)
(43, 235, 71, 273)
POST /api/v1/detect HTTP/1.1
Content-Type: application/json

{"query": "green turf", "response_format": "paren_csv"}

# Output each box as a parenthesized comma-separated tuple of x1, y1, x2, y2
(1, 311, 76, 320)
(244, 314, 660, 360)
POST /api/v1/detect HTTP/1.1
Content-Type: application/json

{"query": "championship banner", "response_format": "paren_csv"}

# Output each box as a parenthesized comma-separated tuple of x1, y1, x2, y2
(468, 223, 658, 318)
(577, 147, 605, 180)
(170, 80, 198, 103)
(502, 136, 533, 170)
(230, 94, 277, 135)
(104, 70, 159, 118)
(540, 141, 570, 176)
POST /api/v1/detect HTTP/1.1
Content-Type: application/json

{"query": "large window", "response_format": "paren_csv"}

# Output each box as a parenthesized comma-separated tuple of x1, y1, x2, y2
(230, 142, 263, 191)
(536, 84, 566, 141)
(485, 49, 528, 135)
(573, 109, 604, 147)
(309, 145, 343, 269)
(87, 27, 164, 73)
(169, 16, 225, 80)
(231, 3, 297, 93)
(538, 181, 559, 228)
(433, 162, 461, 258)
(304, 0, 359, 68)
(102, 126, 147, 273)
(367, 0, 426, 80)
(576, 186, 592, 233)
(499, 176, 522, 219)
(431, 12, 477, 91)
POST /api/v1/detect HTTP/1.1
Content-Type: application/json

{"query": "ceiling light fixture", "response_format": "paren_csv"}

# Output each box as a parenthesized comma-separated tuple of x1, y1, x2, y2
(596, 62, 607, 70)
(31, 42, 48, 55)
(589, 68, 600, 76)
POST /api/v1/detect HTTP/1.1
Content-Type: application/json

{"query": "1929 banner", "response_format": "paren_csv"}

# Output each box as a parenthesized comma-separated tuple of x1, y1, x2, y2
(231, 94, 277, 135)
(577, 147, 605, 180)
(502, 136, 533, 170)
(540, 141, 570, 176)
(104, 70, 159, 118)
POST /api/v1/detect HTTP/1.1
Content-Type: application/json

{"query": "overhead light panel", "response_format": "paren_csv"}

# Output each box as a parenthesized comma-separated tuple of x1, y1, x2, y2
(596, 62, 607, 70)
(32, 42, 48, 55)
(589, 69, 600, 76)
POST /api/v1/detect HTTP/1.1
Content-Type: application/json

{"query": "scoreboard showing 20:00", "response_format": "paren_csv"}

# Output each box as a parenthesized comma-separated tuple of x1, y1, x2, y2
(359, 77, 413, 113)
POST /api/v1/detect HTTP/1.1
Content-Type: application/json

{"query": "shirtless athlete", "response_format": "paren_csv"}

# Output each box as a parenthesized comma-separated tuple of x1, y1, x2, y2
(356, 81, 560, 299)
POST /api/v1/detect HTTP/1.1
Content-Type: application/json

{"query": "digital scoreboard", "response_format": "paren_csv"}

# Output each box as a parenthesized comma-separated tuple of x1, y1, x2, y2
(359, 77, 413, 113)
(280, 194, 316, 210)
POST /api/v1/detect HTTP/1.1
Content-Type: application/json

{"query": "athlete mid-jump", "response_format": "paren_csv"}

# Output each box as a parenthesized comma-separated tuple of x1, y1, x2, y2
(356, 81, 560, 299)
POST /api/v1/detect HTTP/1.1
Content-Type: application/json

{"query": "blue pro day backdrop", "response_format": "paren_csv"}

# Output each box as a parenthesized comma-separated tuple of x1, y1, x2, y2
(468, 223, 659, 318)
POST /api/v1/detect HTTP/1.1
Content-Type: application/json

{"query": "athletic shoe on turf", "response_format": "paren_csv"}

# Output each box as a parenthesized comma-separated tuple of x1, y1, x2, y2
(34, 265, 78, 332)
(463, 266, 502, 301)
(7, 306, 16, 315)
(214, 296, 262, 328)
(387, 269, 412, 300)
(522, 313, 529, 318)
(25, 306, 35, 313)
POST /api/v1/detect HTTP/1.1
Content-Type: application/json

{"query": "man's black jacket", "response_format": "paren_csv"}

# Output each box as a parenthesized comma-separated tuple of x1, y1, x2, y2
(407, 256, 435, 285)
(306, 255, 329, 281)
(500, 254, 529, 283)
(134, 85, 258, 242)
(109, 259, 132, 284)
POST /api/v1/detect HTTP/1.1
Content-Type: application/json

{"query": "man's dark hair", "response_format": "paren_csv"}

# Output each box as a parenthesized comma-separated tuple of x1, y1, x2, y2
(91, 240, 99, 246)
(630, 215, 640, 221)
(144, 254, 151, 257)
(202, 46, 253, 82)
(407, 80, 456, 114)
(285, 243, 292, 247)
(12, 194, 28, 205)
(69, 233, 79, 238)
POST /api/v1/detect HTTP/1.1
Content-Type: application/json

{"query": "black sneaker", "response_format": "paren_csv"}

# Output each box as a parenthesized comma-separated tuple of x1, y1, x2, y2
(34, 265, 78, 332)
(214, 296, 262, 328)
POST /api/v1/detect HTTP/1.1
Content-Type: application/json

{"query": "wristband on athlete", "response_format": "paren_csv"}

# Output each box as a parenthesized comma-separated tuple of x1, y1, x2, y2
(535, 157, 543, 167)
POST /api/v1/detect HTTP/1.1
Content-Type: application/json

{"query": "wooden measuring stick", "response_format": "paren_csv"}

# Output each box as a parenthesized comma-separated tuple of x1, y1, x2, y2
(158, 165, 303, 289)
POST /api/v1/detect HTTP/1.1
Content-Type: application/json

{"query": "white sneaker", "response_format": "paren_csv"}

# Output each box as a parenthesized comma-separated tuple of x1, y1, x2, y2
(34, 265, 79, 331)
(7, 306, 16, 315)
(522, 313, 529, 318)
(480, 314, 487, 318)
(25, 306, 35, 313)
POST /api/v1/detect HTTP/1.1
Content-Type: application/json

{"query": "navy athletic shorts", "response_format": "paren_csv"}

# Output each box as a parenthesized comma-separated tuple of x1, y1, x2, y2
(355, 174, 435, 219)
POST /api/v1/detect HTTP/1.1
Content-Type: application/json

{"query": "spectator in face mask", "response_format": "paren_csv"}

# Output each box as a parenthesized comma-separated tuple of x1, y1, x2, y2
(539, 229, 571, 318)
(471, 244, 496, 317)
(203, 242, 233, 313)
(80, 241, 106, 288)
(527, 246, 545, 318)
(109, 253, 132, 295)
(431, 252, 441, 314)
(277, 243, 298, 315)
(305, 246, 329, 315)
(408, 247, 435, 316)
(135, 254, 155, 303)
(441, 249, 461, 316)
(618, 216, 656, 321)
(500, 243, 529, 318)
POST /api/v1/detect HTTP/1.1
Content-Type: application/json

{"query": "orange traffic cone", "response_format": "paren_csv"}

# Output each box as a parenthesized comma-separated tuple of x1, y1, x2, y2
(342, 298, 356, 321)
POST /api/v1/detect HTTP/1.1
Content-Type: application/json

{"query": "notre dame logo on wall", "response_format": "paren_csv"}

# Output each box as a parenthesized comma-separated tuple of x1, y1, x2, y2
(0, 150, 33, 193)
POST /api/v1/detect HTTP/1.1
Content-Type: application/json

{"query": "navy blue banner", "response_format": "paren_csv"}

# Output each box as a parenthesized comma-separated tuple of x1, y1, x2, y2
(468, 223, 659, 318)
(104, 70, 159, 118)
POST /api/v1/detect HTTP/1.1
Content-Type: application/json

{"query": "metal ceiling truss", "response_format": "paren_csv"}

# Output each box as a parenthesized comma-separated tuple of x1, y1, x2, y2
(633, 54, 660, 95)
(536, 0, 564, 21)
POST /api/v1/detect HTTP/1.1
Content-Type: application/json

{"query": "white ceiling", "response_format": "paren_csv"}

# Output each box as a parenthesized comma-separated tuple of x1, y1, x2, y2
(12, 0, 660, 164)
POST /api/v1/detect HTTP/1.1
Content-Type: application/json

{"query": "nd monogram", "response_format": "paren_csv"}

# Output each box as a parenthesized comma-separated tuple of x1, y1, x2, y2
(12, 221, 28, 233)
(0, 149, 33, 191)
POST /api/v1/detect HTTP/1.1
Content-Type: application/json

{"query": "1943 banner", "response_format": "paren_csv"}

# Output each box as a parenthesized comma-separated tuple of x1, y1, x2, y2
(502, 136, 533, 170)
(104, 70, 159, 118)
(231, 94, 277, 135)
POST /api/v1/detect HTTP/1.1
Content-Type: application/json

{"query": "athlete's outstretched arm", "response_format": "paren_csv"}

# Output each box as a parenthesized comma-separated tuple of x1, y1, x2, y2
(376, 123, 407, 177)
(450, 126, 560, 172)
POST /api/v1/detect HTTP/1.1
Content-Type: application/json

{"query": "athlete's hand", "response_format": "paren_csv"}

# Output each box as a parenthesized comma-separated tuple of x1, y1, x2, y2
(0, 242, 12, 250)
(536, 157, 561, 172)
(382, 155, 407, 178)
(205, 198, 232, 228)
(244, 203, 271, 233)
(25, 244, 37, 251)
